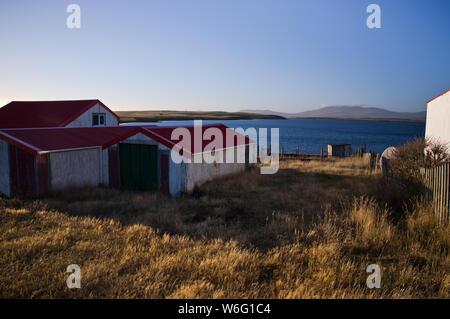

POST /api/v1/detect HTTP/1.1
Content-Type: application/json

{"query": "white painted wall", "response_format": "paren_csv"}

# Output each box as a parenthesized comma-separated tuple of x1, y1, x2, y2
(168, 155, 187, 196)
(101, 148, 109, 186)
(184, 146, 247, 192)
(0, 140, 11, 197)
(425, 90, 450, 148)
(49, 148, 100, 190)
(66, 102, 119, 128)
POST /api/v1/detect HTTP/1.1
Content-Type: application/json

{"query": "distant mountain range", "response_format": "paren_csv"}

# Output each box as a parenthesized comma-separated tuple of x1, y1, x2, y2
(241, 105, 426, 121)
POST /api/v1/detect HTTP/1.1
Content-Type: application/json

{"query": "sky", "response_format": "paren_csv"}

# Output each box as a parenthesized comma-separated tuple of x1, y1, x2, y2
(0, 0, 449, 112)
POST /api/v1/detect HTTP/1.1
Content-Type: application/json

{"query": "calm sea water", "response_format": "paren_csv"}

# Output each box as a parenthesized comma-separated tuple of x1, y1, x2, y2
(122, 118, 425, 155)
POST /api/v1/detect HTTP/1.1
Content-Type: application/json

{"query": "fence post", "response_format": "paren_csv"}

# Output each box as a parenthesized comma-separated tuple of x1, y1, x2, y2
(439, 165, 444, 221)
(444, 163, 448, 222)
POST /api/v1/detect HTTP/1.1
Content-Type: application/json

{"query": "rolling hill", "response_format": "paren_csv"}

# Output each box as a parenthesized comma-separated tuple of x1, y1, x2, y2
(241, 106, 426, 121)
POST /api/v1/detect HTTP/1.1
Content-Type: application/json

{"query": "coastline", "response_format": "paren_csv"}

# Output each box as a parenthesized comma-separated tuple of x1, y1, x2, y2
(117, 110, 285, 123)
(117, 110, 425, 124)
(290, 116, 426, 123)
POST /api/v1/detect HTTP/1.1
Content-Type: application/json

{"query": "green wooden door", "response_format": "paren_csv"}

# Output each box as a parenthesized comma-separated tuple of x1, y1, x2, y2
(119, 143, 158, 191)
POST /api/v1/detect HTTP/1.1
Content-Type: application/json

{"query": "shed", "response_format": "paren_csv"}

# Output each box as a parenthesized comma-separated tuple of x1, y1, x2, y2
(0, 125, 256, 197)
(327, 143, 352, 157)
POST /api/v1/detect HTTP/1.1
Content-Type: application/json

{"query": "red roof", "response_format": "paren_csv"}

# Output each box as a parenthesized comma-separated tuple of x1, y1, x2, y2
(0, 126, 142, 155)
(0, 124, 254, 156)
(0, 99, 120, 128)
(427, 89, 450, 104)
(141, 124, 254, 155)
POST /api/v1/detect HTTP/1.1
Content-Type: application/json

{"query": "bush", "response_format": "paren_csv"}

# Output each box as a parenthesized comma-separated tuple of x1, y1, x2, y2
(424, 138, 450, 167)
(389, 138, 427, 184)
(390, 138, 449, 183)
(376, 138, 449, 221)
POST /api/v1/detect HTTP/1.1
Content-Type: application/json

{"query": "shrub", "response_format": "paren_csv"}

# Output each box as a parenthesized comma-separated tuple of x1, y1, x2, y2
(424, 138, 450, 167)
(389, 138, 427, 184)
(390, 138, 449, 183)
(376, 138, 449, 221)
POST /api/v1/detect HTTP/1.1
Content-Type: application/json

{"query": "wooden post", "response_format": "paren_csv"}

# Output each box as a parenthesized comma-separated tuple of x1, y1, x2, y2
(444, 163, 450, 222)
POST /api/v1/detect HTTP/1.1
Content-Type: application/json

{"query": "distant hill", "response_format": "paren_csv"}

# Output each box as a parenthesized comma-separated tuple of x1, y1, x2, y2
(116, 110, 284, 123)
(241, 106, 426, 121)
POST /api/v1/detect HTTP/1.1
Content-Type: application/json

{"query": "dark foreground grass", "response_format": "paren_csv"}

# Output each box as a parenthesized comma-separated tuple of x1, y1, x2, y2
(0, 158, 448, 298)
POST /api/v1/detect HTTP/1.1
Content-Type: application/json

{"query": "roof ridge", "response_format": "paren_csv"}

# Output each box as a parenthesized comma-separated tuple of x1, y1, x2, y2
(8, 99, 99, 103)
(427, 89, 450, 104)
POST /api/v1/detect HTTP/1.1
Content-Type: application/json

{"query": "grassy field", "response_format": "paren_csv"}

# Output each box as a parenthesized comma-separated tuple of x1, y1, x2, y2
(0, 158, 448, 298)
(116, 110, 284, 123)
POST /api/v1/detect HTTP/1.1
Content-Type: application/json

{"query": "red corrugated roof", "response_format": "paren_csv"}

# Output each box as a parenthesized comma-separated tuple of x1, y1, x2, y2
(142, 124, 254, 155)
(0, 99, 120, 128)
(427, 89, 450, 104)
(0, 124, 254, 156)
(0, 127, 142, 155)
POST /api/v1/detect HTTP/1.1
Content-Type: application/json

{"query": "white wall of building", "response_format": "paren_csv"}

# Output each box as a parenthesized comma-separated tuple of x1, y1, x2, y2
(184, 146, 248, 193)
(425, 90, 450, 147)
(168, 155, 187, 196)
(101, 148, 109, 186)
(0, 140, 10, 197)
(66, 103, 119, 128)
(49, 148, 100, 190)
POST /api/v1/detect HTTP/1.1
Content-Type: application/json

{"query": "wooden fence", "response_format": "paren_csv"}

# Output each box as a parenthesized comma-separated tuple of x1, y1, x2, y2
(420, 162, 450, 223)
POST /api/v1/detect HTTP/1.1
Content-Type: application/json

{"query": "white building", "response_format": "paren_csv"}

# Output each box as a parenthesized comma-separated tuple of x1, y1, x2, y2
(425, 89, 450, 147)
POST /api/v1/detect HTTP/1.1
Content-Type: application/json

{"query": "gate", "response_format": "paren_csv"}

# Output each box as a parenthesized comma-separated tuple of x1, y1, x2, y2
(119, 143, 158, 191)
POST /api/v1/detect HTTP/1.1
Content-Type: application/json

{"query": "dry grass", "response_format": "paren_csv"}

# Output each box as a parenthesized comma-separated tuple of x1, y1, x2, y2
(0, 157, 448, 298)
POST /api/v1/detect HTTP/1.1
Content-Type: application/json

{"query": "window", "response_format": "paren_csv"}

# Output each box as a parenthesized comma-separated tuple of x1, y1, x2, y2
(92, 113, 106, 126)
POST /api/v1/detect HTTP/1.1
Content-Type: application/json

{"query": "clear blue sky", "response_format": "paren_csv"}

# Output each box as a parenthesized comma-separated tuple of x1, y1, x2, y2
(0, 0, 448, 112)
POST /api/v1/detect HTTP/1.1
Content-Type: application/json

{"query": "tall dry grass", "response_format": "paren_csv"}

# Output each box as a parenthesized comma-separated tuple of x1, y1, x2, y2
(0, 157, 448, 298)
